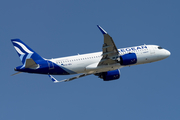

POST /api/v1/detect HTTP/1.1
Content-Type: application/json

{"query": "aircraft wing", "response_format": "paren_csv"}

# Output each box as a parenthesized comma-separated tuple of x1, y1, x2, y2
(97, 25, 119, 66)
(48, 74, 91, 83)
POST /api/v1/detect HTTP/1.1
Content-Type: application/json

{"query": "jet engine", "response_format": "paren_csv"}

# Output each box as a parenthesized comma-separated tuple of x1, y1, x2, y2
(96, 69, 120, 81)
(120, 53, 137, 65)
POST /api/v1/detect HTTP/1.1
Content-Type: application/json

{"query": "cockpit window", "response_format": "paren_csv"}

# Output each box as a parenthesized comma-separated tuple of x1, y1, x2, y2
(158, 46, 163, 49)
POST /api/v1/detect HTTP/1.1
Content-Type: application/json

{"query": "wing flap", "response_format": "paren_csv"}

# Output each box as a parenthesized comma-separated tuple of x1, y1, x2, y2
(102, 34, 119, 58)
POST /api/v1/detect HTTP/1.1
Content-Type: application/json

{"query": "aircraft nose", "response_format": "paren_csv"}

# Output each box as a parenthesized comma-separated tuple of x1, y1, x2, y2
(164, 49, 171, 58)
(167, 50, 171, 56)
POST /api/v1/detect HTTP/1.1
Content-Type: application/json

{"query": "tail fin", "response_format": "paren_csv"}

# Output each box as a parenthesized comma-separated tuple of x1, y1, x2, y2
(11, 39, 44, 64)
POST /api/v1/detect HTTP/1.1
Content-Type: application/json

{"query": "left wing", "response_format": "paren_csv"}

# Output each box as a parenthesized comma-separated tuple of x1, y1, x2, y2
(97, 25, 120, 66)
(48, 74, 91, 83)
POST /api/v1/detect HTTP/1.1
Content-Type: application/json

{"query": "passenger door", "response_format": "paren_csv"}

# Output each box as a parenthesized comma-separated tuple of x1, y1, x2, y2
(47, 61, 54, 69)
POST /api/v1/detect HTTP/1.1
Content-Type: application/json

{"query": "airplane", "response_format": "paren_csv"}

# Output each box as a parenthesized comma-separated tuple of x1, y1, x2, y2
(11, 25, 171, 83)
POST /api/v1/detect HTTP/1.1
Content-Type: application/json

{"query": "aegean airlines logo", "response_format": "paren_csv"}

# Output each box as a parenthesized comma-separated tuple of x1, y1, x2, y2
(13, 41, 33, 54)
(13, 41, 34, 63)
(119, 46, 147, 53)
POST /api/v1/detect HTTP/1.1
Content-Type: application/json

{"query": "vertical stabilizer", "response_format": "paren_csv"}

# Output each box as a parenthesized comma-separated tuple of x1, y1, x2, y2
(11, 39, 44, 64)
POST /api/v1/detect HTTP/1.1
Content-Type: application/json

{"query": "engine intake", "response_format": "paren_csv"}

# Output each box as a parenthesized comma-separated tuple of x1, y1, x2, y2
(120, 53, 137, 65)
(96, 69, 120, 81)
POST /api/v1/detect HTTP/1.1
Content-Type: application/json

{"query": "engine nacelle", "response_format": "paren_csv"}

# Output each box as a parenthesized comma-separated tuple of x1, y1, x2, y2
(97, 69, 120, 81)
(120, 53, 137, 65)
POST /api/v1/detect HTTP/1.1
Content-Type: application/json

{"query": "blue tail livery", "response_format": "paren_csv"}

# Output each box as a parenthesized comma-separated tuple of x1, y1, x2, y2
(11, 39, 44, 64)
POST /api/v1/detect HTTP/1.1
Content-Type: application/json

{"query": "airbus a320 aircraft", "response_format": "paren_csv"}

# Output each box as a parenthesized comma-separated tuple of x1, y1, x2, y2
(11, 25, 171, 83)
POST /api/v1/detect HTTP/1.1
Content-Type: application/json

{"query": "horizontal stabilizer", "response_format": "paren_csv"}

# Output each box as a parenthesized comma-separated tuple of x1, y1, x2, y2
(11, 72, 22, 76)
(25, 58, 39, 69)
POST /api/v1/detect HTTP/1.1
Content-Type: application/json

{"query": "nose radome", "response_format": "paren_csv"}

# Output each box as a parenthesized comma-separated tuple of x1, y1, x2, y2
(165, 50, 171, 58)
(166, 50, 171, 56)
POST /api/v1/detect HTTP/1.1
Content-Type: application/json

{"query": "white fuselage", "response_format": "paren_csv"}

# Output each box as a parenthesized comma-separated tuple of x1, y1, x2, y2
(50, 45, 170, 75)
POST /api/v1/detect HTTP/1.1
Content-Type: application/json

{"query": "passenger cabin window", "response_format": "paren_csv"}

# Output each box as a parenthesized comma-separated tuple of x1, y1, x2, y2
(158, 46, 163, 49)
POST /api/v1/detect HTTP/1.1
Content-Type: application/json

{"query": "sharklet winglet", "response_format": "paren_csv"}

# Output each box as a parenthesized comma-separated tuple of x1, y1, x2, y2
(48, 75, 60, 83)
(97, 25, 107, 34)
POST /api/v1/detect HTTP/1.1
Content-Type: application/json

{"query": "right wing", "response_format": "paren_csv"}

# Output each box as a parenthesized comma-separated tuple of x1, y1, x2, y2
(97, 25, 120, 66)
(49, 25, 120, 83)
